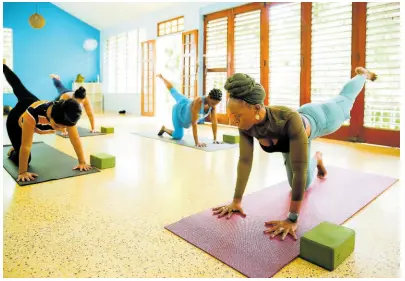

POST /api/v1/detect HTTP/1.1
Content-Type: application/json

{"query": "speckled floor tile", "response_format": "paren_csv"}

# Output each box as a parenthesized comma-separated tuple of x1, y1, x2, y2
(3, 115, 402, 278)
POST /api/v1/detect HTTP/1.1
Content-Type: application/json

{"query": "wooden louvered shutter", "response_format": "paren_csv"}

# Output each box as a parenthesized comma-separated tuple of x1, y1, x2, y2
(364, 2, 401, 131)
(234, 10, 261, 83)
(204, 16, 228, 114)
(268, 3, 301, 109)
(311, 2, 352, 105)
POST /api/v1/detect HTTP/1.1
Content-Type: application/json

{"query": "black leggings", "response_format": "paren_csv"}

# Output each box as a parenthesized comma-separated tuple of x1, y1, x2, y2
(4, 64, 39, 165)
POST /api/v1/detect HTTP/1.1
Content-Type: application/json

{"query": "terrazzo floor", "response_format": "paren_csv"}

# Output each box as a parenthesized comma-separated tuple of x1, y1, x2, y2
(2, 114, 402, 278)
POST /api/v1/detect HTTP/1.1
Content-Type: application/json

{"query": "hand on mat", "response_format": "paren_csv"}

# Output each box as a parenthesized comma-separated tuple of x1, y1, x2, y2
(73, 163, 92, 172)
(264, 220, 298, 241)
(196, 142, 207, 148)
(212, 201, 246, 219)
(17, 172, 38, 182)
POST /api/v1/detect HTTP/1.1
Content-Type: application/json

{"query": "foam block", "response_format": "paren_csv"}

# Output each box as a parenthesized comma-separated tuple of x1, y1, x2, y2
(223, 134, 240, 144)
(300, 221, 355, 271)
(90, 153, 115, 169)
(101, 126, 114, 134)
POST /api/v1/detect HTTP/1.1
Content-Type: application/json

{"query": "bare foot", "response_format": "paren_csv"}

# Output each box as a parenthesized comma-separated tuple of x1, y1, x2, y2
(158, 125, 166, 136)
(156, 73, 163, 79)
(315, 151, 327, 179)
(355, 67, 378, 82)
(50, 74, 60, 80)
(7, 147, 14, 157)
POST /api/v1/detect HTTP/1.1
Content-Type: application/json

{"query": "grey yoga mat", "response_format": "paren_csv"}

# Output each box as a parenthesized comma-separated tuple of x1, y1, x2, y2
(131, 131, 239, 152)
(3, 142, 100, 186)
(56, 126, 105, 138)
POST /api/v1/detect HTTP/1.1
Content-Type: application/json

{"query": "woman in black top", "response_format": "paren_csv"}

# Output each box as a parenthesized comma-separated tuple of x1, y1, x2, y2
(4, 60, 92, 182)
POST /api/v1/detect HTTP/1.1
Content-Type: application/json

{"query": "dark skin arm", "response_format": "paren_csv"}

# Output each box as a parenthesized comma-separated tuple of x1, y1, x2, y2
(265, 111, 308, 241)
(191, 98, 206, 147)
(210, 106, 219, 143)
(212, 129, 253, 218)
(83, 98, 96, 132)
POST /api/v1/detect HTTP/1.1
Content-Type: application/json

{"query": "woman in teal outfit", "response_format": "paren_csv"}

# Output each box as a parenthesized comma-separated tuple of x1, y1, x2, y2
(156, 74, 223, 147)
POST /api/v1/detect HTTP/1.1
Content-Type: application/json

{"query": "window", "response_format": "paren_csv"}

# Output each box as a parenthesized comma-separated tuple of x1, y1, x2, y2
(3, 28, 13, 93)
(268, 3, 301, 109)
(364, 2, 401, 130)
(311, 2, 352, 104)
(141, 40, 156, 116)
(158, 16, 184, 37)
(182, 30, 198, 99)
(234, 10, 261, 83)
(205, 16, 228, 114)
(202, 2, 399, 146)
(104, 30, 138, 94)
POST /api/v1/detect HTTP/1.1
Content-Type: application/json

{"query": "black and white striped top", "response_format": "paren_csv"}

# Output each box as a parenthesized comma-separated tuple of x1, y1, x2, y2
(23, 101, 55, 134)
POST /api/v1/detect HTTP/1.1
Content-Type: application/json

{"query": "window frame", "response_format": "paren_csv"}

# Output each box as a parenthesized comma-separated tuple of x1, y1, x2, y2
(202, 2, 400, 147)
(157, 16, 185, 37)
(3, 28, 13, 93)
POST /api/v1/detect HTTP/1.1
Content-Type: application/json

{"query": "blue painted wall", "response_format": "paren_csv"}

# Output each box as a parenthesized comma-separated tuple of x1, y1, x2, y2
(3, 2, 100, 106)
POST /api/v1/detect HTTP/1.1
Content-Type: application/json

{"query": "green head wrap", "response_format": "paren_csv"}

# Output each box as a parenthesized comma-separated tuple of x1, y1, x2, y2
(224, 73, 266, 105)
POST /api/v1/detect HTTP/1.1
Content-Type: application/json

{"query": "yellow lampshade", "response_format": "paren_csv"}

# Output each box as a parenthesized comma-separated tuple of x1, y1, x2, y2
(29, 13, 46, 29)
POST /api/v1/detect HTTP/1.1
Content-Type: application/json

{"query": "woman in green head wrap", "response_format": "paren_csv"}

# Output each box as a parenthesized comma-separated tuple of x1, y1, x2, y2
(212, 68, 377, 241)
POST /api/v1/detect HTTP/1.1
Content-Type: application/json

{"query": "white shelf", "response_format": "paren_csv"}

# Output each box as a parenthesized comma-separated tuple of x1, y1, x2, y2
(73, 82, 103, 114)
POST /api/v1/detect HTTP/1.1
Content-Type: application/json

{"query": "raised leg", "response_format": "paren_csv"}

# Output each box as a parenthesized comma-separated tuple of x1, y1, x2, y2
(3, 64, 38, 101)
(52, 77, 71, 95)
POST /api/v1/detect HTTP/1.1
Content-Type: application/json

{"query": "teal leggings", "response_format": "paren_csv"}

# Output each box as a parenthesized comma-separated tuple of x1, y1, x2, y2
(170, 88, 192, 139)
(283, 74, 367, 189)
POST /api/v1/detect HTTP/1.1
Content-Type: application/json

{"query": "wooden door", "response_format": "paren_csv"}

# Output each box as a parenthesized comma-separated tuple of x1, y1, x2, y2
(141, 40, 156, 116)
(181, 30, 198, 99)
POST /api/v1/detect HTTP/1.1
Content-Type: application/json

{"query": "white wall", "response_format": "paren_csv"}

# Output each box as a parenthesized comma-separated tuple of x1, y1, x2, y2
(100, 2, 246, 115)
(103, 93, 141, 115)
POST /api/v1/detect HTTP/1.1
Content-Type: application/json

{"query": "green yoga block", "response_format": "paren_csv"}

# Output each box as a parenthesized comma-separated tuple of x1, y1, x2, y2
(223, 134, 240, 144)
(90, 153, 116, 169)
(300, 222, 355, 271)
(101, 126, 114, 134)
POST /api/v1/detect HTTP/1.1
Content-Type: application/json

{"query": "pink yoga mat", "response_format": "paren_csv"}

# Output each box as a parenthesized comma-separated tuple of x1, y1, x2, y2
(165, 166, 397, 278)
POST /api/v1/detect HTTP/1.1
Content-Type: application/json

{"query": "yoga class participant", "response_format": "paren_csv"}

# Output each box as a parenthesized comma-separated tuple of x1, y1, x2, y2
(156, 73, 222, 147)
(50, 74, 97, 134)
(213, 67, 377, 240)
(4, 60, 92, 182)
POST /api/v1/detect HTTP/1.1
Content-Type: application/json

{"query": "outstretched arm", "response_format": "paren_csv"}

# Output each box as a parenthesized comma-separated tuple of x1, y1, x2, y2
(83, 98, 96, 131)
(18, 115, 35, 175)
(263, 112, 308, 241)
(287, 112, 309, 214)
(233, 129, 254, 200)
(210, 107, 218, 142)
(212, 129, 254, 218)
(67, 126, 91, 171)
(191, 98, 203, 146)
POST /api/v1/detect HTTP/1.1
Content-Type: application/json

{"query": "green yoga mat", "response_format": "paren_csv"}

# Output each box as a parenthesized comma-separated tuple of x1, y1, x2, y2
(56, 126, 105, 138)
(3, 142, 100, 186)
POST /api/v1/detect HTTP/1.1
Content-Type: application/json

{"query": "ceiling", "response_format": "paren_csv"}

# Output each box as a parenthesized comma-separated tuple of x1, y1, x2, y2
(52, 2, 179, 30)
